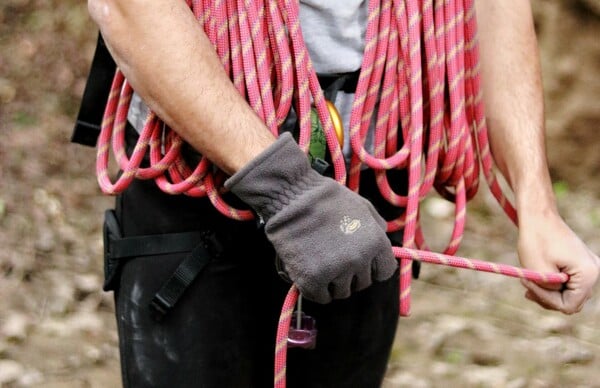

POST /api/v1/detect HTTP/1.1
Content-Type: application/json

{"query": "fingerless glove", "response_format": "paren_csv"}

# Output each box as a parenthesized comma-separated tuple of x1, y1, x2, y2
(225, 133, 397, 303)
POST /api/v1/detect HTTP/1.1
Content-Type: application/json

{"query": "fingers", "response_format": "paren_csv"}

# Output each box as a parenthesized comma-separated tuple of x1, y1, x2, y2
(328, 276, 353, 300)
(302, 252, 397, 304)
(301, 278, 361, 304)
(524, 290, 553, 310)
(521, 279, 587, 315)
(354, 269, 372, 293)
(322, 264, 375, 302)
(300, 285, 332, 305)
(373, 253, 398, 282)
(329, 255, 397, 300)
(535, 280, 563, 291)
(321, 236, 396, 302)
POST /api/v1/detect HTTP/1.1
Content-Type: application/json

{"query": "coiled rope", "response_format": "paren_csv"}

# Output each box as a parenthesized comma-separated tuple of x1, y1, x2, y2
(95, 0, 568, 386)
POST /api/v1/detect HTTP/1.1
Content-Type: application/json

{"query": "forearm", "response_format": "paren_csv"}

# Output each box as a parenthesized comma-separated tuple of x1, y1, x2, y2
(88, 0, 275, 175)
(475, 1, 557, 217)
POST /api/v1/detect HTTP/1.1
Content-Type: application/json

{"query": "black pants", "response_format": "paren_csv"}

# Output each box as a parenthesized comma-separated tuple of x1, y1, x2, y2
(109, 162, 401, 388)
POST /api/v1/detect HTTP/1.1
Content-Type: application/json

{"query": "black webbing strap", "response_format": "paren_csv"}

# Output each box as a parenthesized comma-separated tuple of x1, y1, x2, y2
(71, 33, 116, 147)
(103, 210, 224, 320)
(317, 70, 361, 101)
(103, 210, 207, 291)
(149, 243, 212, 321)
(109, 232, 204, 260)
(149, 232, 224, 321)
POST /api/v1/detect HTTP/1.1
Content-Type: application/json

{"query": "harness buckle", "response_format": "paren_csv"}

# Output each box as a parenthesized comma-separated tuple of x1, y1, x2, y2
(149, 294, 171, 322)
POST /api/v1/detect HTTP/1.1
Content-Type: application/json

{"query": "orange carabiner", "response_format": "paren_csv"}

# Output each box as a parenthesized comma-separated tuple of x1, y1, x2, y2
(325, 100, 344, 146)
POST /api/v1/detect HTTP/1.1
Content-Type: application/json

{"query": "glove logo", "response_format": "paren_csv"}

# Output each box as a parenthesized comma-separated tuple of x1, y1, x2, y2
(340, 216, 361, 235)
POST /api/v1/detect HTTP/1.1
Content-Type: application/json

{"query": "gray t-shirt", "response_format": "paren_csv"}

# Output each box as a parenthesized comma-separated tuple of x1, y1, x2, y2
(128, 1, 369, 159)
(299, 0, 366, 74)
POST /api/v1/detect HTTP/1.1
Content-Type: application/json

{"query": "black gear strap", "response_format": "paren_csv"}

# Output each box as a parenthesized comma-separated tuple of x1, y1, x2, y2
(149, 232, 224, 321)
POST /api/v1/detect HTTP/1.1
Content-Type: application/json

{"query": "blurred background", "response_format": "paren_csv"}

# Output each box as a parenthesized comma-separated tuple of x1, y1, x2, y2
(0, 0, 598, 386)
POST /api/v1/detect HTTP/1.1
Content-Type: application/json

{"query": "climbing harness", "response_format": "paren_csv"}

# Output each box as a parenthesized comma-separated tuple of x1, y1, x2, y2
(102, 208, 224, 320)
(82, 0, 570, 386)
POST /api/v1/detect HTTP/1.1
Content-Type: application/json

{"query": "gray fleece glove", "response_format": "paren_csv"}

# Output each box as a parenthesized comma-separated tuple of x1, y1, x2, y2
(225, 133, 397, 303)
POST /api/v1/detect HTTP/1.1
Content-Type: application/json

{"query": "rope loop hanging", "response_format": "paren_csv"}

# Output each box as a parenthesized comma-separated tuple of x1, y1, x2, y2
(96, 0, 526, 315)
(96, 0, 516, 256)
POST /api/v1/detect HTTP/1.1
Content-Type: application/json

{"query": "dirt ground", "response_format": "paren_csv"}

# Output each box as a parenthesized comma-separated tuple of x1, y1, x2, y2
(1, 1, 599, 387)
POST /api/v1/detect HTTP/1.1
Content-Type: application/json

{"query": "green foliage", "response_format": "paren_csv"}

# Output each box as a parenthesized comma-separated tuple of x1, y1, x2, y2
(553, 180, 569, 199)
(12, 111, 37, 126)
(590, 207, 600, 227)
(444, 349, 465, 364)
(308, 107, 327, 163)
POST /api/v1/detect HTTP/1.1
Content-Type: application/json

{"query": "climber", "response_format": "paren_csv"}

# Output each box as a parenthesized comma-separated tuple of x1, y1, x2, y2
(74, 1, 599, 387)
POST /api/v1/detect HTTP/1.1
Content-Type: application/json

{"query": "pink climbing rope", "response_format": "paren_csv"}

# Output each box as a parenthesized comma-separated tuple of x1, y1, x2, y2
(273, 252, 567, 388)
(94, 1, 569, 387)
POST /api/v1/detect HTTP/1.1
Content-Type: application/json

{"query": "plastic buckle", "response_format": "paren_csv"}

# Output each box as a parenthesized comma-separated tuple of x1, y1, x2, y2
(311, 158, 330, 176)
(149, 294, 171, 322)
(287, 295, 317, 349)
(288, 312, 317, 349)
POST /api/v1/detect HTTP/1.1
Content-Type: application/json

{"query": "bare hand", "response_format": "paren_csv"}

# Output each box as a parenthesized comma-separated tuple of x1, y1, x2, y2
(517, 211, 599, 314)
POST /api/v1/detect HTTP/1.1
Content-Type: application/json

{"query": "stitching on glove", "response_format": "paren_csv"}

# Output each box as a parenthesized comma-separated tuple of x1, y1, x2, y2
(262, 172, 313, 219)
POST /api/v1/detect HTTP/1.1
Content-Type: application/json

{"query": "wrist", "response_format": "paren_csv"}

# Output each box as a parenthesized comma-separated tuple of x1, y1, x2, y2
(512, 166, 559, 221)
(515, 187, 560, 228)
(225, 132, 314, 220)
